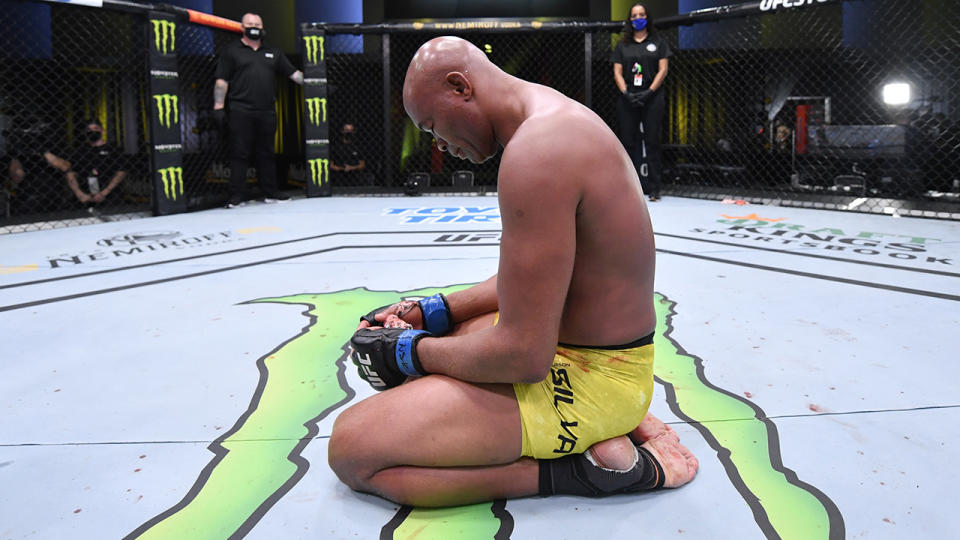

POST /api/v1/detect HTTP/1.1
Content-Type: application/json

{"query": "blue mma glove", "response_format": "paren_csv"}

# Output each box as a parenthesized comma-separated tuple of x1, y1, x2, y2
(350, 328, 431, 391)
(359, 293, 454, 335)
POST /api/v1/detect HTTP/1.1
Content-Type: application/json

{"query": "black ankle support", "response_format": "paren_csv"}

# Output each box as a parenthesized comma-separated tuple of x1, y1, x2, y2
(538, 445, 665, 497)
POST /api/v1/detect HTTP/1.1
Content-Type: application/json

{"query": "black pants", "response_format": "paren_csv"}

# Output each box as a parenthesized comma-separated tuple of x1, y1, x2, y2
(617, 90, 665, 198)
(228, 109, 278, 199)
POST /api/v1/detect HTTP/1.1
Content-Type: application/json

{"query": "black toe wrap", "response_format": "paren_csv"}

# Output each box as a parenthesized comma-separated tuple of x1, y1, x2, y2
(539, 445, 664, 497)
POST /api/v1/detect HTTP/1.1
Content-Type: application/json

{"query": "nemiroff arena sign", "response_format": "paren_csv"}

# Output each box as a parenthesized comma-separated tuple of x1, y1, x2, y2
(759, 0, 830, 12)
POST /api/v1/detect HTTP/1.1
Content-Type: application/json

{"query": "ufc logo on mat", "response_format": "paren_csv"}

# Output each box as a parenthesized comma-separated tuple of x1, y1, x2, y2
(351, 348, 386, 388)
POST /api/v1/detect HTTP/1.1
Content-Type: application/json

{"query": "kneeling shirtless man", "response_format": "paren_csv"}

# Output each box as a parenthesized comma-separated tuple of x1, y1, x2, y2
(328, 36, 698, 507)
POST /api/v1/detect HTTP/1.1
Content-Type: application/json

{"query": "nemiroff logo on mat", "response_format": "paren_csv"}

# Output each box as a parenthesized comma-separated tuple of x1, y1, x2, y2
(691, 212, 952, 266)
(43, 230, 242, 269)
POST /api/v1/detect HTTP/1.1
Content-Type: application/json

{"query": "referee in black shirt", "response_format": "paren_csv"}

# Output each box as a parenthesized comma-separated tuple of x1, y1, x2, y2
(214, 13, 303, 207)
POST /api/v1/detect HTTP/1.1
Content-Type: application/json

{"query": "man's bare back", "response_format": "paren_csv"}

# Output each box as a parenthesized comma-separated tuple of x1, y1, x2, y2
(498, 84, 657, 347)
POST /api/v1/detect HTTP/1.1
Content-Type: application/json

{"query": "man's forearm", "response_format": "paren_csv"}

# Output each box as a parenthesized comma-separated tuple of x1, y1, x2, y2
(446, 275, 499, 323)
(103, 171, 127, 195)
(213, 79, 228, 109)
(66, 172, 85, 197)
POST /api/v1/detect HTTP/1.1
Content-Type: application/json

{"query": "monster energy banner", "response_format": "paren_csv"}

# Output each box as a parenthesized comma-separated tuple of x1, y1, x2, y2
(147, 11, 186, 215)
(301, 25, 330, 197)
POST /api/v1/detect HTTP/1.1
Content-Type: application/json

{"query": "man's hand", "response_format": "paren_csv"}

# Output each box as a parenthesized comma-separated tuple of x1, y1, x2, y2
(358, 293, 453, 335)
(76, 192, 92, 203)
(92, 191, 107, 203)
(350, 328, 431, 391)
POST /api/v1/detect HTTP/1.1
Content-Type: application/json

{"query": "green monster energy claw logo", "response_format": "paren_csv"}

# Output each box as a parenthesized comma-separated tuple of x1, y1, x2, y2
(308, 158, 329, 187)
(158, 166, 184, 201)
(305, 97, 327, 126)
(152, 20, 176, 55)
(153, 94, 179, 129)
(303, 35, 325, 64)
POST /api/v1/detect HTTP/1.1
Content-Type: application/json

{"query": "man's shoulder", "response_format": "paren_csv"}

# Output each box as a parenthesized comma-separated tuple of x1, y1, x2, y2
(221, 40, 245, 55)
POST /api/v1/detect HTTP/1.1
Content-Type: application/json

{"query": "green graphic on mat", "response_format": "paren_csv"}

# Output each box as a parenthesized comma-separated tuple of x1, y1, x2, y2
(128, 286, 471, 539)
(128, 287, 840, 540)
(653, 293, 843, 540)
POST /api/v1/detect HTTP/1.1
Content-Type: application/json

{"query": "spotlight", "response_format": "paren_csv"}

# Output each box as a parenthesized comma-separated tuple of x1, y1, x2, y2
(882, 82, 910, 106)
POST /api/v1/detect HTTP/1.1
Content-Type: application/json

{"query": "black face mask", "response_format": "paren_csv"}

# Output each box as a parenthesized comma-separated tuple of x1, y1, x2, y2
(342, 133, 355, 143)
(244, 27, 264, 41)
(86, 130, 102, 142)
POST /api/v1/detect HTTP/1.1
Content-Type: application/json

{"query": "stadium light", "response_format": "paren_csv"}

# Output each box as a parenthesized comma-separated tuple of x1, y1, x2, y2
(882, 82, 910, 106)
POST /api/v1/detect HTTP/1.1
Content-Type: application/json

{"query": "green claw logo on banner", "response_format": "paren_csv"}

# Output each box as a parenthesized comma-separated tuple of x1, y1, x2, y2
(152, 20, 176, 55)
(158, 166, 184, 201)
(308, 158, 329, 187)
(153, 94, 179, 129)
(305, 97, 327, 126)
(303, 35, 325, 64)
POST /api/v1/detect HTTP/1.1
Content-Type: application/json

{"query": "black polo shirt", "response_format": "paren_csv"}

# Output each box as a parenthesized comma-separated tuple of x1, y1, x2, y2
(71, 143, 125, 184)
(215, 39, 296, 112)
(611, 33, 672, 93)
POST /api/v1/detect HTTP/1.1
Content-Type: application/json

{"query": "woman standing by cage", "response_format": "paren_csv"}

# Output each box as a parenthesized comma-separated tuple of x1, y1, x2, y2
(612, 3, 672, 202)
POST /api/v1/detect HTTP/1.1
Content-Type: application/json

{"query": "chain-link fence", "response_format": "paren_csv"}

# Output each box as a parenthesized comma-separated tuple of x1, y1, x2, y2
(656, 0, 960, 219)
(314, 0, 960, 218)
(0, 0, 303, 233)
(3, 0, 959, 233)
(1, 0, 152, 232)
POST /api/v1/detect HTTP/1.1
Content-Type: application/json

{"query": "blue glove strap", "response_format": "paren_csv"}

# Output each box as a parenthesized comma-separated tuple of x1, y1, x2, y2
(419, 293, 452, 335)
(395, 329, 429, 377)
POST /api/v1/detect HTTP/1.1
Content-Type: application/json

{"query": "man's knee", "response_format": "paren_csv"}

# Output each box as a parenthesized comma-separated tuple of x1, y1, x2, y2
(328, 409, 374, 490)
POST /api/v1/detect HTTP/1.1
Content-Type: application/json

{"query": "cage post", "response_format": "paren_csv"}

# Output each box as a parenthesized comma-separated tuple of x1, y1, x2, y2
(382, 32, 393, 187)
(584, 32, 592, 108)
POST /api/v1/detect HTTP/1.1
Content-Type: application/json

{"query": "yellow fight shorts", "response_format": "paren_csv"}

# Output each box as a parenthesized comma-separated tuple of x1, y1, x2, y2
(512, 334, 655, 459)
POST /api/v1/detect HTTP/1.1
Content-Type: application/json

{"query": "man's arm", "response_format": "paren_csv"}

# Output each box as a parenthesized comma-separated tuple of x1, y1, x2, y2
(65, 171, 91, 203)
(213, 79, 229, 110)
(416, 132, 579, 383)
(43, 152, 70, 172)
(93, 170, 126, 202)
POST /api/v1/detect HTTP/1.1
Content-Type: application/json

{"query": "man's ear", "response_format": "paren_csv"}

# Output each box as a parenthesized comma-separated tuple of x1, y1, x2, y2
(445, 72, 473, 99)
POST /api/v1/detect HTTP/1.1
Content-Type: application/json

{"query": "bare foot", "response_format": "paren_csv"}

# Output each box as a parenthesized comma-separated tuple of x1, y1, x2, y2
(640, 433, 699, 488)
(629, 413, 678, 444)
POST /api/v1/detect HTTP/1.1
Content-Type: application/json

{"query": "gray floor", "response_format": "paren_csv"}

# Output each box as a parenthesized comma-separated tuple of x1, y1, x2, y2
(2, 195, 958, 539)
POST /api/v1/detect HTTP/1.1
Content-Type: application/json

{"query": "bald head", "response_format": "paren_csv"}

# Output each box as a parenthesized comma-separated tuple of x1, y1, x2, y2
(403, 37, 492, 114)
(401, 37, 505, 164)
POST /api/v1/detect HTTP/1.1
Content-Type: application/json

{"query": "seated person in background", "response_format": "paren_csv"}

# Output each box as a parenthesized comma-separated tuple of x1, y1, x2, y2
(66, 120, 127, 206)
(3, 119, 71, 214)
(331, 123, 369, 184)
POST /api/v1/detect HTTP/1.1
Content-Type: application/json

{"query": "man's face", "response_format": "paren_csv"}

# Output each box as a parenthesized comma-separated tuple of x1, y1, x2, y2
(242, 15, 264, 36)
(86, 123, 103, 144)
(342, 124, 356, 143)
(404, 85, 497, 165)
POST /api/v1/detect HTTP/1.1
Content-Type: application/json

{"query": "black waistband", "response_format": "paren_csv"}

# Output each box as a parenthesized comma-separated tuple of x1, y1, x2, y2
(558, 331, 655, 350)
